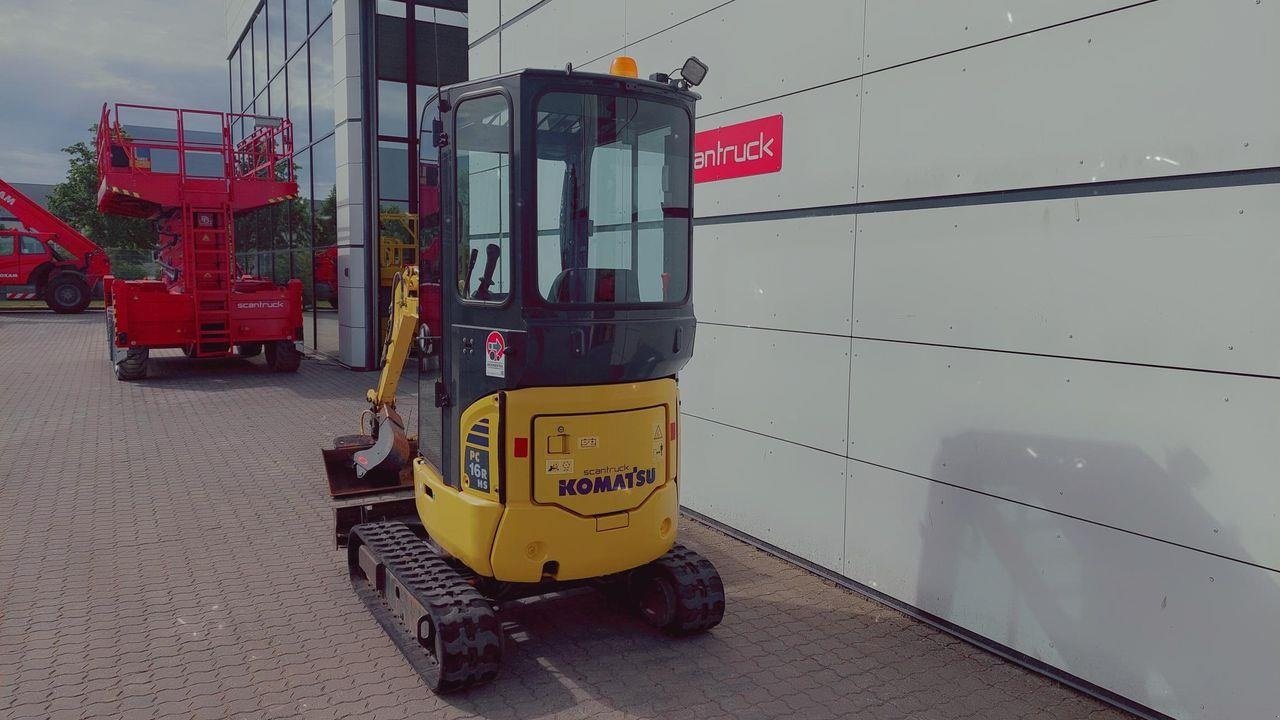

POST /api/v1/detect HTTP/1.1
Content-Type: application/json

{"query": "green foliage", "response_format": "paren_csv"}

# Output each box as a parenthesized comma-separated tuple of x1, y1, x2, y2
(45, 126, 156, 251)
(103, 249, 159, 281)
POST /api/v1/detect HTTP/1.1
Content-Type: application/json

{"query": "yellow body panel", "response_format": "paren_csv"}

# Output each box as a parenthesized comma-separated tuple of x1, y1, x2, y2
(413, 378, 682, 582)
(414, 458, 504, 576)
(490, 480, 678, 582)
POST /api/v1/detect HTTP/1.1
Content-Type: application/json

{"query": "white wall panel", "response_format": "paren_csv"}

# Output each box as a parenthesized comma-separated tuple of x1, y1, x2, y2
(694, 81, 862, 217)
(617, 0, 727, 49)
(854, 185, 1280, 376)
(578, 0, 864, 117)
(469, 0, 500, 42)
(682, 325, 850, 455)
(500, 0, 541, 22)
(863, 0, 1138, 71)
(499, 0, 625, 72)
(848, 339, 1280, 571)
(492, 1, 1280, 715)
(683, 416, 846, 569)
(694, 216, 855, 336)
(470, 35, 500, 79)
(858, 0, 1280, 202)
(843, 460, 1280, 720)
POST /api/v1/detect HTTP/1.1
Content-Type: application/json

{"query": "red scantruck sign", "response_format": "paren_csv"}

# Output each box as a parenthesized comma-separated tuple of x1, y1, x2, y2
(693, 114, 783, 183)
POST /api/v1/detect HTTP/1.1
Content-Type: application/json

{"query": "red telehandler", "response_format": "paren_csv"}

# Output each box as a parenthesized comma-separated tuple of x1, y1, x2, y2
(0, 178, 112, 313)
(97, 103, 305, 380)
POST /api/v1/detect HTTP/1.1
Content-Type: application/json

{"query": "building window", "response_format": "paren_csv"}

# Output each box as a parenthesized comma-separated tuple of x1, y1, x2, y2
(378, 140, 410, 204)
(311, 135, 336, 247)
(252, 10, 268, 98)
(230, 47, 243, 121)
(287, 52, 311, 148)
(308, 0, 330, 31)
(292, 148, 312, 247)
(377, 80, 408, 138)
(414, 15, 468, 86)
(310, 17, 334, 137)
(286, 0, 307, 58)
(269, 74, 286, 120)
(268, 0, 286, 78)
(377, 0, 407, 18)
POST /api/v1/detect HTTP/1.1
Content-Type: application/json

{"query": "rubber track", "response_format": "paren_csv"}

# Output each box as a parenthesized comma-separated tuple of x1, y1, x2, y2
(348, 522, 502, 692)
(654, 543, 726, 634)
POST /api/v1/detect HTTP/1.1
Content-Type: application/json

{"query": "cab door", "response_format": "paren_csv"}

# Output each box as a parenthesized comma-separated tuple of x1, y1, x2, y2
(18, 234, 52, 287)
(439, 89, 521, 490)
(0, 234, 18, 287)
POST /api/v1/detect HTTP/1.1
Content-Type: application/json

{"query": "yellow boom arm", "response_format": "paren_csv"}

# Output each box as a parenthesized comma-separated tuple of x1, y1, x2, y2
(336, 266, 420, 483)
(368, 266, 420, 410)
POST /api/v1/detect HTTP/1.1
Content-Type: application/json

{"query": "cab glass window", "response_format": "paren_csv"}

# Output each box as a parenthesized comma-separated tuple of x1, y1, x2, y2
(534, 92, 691, 305)
(0, 235, 13, 255)
(454, 94, 511, 303)
(20, 235, 46, 255)
(418, 93, 442, 288)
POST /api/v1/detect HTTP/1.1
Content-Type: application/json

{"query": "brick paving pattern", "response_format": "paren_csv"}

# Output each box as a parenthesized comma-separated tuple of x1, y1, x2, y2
(0, 312, 1133, 720)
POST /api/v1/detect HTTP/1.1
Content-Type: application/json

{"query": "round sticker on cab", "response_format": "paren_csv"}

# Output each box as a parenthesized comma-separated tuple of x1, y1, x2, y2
(485, 331, 505, 378)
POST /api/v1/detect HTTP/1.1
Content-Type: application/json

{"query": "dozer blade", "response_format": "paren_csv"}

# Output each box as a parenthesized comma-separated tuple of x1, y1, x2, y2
(323, 407, 415, 498)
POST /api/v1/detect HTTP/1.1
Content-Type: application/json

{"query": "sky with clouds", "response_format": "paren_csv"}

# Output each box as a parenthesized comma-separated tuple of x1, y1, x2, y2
(0, 1, 230, 184)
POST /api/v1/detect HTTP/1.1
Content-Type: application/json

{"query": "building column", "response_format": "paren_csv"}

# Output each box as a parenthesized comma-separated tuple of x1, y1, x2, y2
(332, 0, 373, 368)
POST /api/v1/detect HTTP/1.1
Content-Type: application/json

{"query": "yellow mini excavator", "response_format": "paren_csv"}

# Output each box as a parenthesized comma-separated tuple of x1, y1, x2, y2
(322, 56, 722, 692)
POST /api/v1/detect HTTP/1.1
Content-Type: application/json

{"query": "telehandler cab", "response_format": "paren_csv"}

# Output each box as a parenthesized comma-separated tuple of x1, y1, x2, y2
(324, 57, 723, 692)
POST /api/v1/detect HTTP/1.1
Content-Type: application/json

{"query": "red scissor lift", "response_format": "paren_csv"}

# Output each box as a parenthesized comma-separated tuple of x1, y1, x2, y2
(97, 103, 305, 380)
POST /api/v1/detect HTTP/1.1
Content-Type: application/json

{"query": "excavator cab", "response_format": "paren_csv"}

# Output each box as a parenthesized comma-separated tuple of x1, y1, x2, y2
(325, 60, 722, 693)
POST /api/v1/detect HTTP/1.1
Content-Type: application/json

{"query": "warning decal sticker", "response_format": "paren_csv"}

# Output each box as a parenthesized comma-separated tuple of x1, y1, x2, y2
(485, 331, 505, 378)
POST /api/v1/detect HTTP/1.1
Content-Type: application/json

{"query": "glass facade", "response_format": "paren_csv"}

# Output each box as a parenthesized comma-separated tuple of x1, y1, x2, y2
(229, 0, 467, 364)
(373, 2, 468, 344)
(229, 0, 337, 356)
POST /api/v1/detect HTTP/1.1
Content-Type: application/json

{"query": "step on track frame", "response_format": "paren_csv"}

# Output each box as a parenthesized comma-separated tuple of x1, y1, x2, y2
(347, 522, 502, 692)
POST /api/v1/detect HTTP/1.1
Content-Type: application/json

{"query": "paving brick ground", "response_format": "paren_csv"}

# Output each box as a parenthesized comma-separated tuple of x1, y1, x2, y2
(0, 312, 1133, 720)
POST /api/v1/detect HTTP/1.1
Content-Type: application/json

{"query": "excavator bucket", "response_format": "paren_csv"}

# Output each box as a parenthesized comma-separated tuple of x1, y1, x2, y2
(323, 406, 415, 498)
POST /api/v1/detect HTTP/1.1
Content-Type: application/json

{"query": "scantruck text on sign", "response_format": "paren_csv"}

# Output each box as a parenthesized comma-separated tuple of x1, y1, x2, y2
(693, 114, 783, 183)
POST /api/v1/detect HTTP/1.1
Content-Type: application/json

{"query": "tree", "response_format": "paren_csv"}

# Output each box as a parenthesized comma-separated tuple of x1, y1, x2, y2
(46, 126, 156, 252)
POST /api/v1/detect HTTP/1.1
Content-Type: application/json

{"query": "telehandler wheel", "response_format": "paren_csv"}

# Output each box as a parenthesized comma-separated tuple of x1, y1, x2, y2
(264, 340, 301, 372)
(633, 544, 725, 635)
(114, 348, 149, 381)
(236, 343, 263, 358)
(46, 274, 90, 314)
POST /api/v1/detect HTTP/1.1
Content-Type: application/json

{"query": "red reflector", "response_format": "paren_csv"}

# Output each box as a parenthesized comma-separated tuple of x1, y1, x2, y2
(514, 437, 529, 457)
(669, 422, 677, 441)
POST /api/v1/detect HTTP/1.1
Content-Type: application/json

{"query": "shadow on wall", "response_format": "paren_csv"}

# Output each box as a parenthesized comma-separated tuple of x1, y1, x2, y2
(918, 431, 1280, 718)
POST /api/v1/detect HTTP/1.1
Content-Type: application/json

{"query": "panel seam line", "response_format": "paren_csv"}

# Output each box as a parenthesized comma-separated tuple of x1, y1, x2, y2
(681, 412, 1280, 575)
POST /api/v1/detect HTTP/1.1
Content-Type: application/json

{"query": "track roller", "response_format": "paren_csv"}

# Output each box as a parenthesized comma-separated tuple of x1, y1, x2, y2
(348, 522, 502, 693)
(632, 544, 725, 635)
